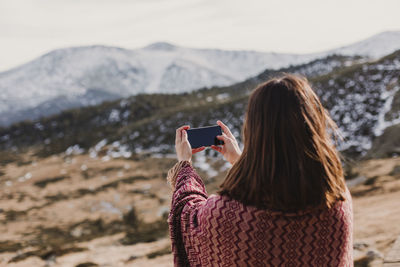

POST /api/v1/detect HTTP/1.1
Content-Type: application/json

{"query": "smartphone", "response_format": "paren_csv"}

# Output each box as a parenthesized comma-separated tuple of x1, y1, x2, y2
(186, 125, 224, 149)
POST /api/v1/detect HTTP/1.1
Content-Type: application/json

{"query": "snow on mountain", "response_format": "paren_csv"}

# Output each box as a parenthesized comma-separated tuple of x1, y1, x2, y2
(0, 31, 399, 126)
(0, 44, 317, 125)
(327, 31, 400, 58)
(1, 50, 400, 159)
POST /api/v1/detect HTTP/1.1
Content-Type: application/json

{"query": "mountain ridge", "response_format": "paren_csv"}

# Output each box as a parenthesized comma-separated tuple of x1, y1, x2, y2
(0, 31, 399, 126)
(0, 50, 399, 160)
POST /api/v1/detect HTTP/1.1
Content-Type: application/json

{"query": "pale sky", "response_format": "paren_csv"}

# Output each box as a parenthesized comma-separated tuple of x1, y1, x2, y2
(0, 0, 399, 72)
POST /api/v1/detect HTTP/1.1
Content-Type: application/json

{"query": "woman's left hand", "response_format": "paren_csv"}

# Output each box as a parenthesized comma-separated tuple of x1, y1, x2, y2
(175, 125, 205, 162)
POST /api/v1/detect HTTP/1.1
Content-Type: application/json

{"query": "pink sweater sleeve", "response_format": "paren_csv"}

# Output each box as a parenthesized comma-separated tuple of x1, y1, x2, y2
(167, 161, 208, 266)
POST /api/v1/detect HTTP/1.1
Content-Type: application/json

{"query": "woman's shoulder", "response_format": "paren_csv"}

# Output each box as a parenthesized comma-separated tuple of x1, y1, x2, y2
(201, 190, 352, 219)
(199, 194, 246, 217)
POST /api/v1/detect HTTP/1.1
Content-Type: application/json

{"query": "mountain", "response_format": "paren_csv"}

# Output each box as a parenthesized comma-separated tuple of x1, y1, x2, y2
(327, 31, 400, 58)
(0, 31, 399, 126)
(0, 50, 399, 160)
(0, 45, 314, 126)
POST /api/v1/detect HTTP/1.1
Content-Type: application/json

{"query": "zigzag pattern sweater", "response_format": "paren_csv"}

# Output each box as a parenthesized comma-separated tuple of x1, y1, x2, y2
(168, 161, 353, 266)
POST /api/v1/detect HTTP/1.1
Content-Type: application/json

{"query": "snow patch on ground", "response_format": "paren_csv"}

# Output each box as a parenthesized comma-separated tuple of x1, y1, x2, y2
(374, 85, 400, 136)
(193, 152, 218, 178)
(65, 144, 85, 155)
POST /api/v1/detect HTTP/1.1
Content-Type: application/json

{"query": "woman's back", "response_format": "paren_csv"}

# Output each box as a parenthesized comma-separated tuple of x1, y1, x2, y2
(195, 194, 352, 266)
(168, 163, 353, 266)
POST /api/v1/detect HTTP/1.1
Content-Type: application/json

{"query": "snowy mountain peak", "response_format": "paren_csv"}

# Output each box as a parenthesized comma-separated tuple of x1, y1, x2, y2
(330, 31, 400, 58)
(41, 45, 131, 58)
(144, 42, 177, 51)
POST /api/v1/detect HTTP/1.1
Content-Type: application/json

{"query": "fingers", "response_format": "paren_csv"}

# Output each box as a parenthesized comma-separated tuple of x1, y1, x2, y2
(175, 125, 190, 144)
(217, 120, 234, 138)
(216, 133, 230, 143)
(182, 129, 189, 143)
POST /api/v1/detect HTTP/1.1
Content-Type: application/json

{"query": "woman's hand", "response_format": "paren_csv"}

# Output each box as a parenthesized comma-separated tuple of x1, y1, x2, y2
(211, 120, 242, 165)
(175, 125, 205, 162)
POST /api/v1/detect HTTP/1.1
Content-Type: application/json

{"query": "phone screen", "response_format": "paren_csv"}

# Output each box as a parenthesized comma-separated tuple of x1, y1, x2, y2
(186, 125, 224, 148)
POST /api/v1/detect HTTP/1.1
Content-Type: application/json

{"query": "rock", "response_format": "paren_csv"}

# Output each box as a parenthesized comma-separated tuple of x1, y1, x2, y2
(354, 241, 369, 250)
(366, 249, 383, 260)
(354, 241, 384, 267)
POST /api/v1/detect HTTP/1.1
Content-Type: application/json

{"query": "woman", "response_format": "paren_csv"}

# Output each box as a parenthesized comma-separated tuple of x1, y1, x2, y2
(167, 74, 353, 266)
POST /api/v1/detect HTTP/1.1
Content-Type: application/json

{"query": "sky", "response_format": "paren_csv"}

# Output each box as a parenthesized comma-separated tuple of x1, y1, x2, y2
(0, 0, 399, 72)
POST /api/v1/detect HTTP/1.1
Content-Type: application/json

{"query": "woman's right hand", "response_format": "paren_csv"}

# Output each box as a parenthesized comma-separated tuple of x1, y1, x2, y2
(211, 120, 242, 165)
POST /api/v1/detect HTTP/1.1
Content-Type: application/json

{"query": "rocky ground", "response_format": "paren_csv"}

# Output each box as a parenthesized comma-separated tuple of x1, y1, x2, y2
(0, 148, 399, 266)
(351, 157, 400, 266)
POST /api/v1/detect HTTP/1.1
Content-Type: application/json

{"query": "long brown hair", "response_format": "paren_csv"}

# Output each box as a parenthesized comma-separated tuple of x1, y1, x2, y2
(219, 74, 346, 211)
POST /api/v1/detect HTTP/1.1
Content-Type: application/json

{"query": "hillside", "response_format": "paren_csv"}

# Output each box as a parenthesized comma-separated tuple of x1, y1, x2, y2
(0, 51, 399, 161)
(0, 148, 400, 266)
(0, 31, 399, 126)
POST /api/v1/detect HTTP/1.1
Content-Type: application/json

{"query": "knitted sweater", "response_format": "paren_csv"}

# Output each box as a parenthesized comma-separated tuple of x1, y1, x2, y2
(168, 161, 353, 267)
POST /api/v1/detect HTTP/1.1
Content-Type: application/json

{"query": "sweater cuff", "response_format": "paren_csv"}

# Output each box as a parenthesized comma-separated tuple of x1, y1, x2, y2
(167, 160, 192, 189)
